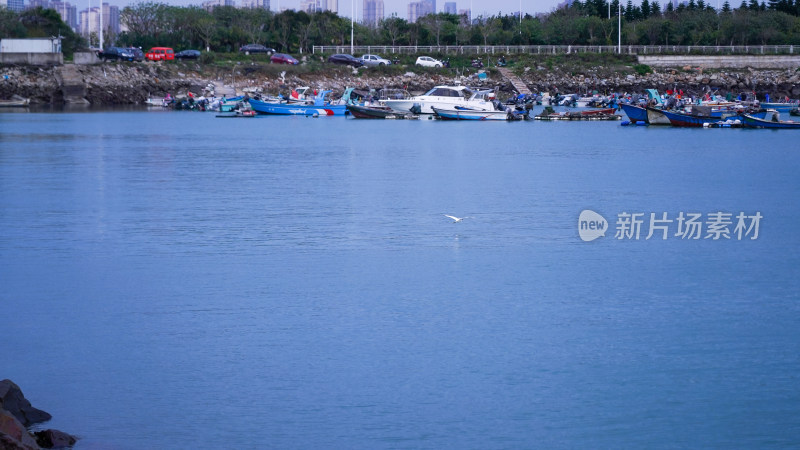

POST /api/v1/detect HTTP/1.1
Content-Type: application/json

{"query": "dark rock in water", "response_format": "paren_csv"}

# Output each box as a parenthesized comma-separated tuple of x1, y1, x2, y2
(0, 380, 52, 427)
(33, 429, 77, 448)
(0, 410, 40, 450)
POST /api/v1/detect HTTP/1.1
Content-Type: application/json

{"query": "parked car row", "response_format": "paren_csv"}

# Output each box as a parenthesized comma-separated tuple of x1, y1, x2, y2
(326, 53, 447, 69)
(99, 47, 143, 62)
(239, 44, 275, 55)
(99, 46, 178, 62)
(97, 46, 449, 70)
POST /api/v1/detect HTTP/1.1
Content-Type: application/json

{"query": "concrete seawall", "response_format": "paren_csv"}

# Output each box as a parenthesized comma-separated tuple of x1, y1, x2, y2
(0, 52, 63, 65)
(638, 55, 800, 69)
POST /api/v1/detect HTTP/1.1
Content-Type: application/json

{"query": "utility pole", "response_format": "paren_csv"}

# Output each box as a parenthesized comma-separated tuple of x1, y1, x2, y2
(350, 0, 354, 54)
(99, 0, 103, 49)
(617, 0, 621, 54)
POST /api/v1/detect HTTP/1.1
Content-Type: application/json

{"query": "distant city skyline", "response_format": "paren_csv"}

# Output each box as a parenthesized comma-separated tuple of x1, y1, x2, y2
(23, 0, 570, 22)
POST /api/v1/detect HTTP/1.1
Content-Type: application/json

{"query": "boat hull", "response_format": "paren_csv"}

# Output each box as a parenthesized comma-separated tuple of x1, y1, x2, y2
(661, 109, 740, 127)
(432, 107, 521, 120)
(0, 99, 30, 107)
(645, 107, 671, 125)
(347, 104, 408, 119)
(249, 98, 347, 116)
(742, 114, 800, 129)
(383, 99, 492, 114)
(620, 104, 648, 123)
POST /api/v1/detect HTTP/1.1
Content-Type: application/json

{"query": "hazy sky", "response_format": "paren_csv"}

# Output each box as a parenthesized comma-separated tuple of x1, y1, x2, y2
(99, 0, 566, 20)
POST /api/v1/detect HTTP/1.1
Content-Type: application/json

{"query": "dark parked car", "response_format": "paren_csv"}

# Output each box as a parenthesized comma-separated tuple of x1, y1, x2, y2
(175, 49, 201, 60)
(239, 44, 275, 55)
(327, 53, 363, 67)
(127, 47, 144, 62)
(100, 46, 142, 62)
(270, 53, 299, 65)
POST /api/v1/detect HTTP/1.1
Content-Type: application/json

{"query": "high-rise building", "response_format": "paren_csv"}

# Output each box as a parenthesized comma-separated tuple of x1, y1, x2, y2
(408, 0, 434, 22)
(300, 0, 319, 12)
(79, 7, 98, 40)
(25, 0, 78, 31)
(363, 0, 383, 26)
(0, 0, 25, 12)
(78, 2, 118, 44)
(103, 3, 119, 35)
(202, 0, 235, 12)
(241, 0, 270, 8)
(407, 1, 422, 22)
(51, 0, 78, 31)
(458, 8, 470, 23)
(27, 0, 50, 9)
(443, 1, 455, 13)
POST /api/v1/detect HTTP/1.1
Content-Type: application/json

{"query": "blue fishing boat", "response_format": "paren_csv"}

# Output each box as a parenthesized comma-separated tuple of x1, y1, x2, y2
(249, 88, 353, 116)
(661, 107, 743, 127)
(760, 102, 798, 113)
(742, 110, 800, 129)
(620, 103, 648, 124)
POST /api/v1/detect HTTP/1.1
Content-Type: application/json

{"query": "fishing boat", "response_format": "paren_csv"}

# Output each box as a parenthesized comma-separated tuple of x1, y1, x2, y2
(534, 107, 620, 121)
(620, 104, 648, 124)
(215, 109, 256, 118)
(216, 96, 245, 112)
(382, 86, 495, 114)
(0, 97, 30, 107)
(660, 106, 754, 127)
(742, 109, 800, 129)
(432, 106, 528, 121)
(346, 104, 417, 119)
(760, 101, 798, 113)
(249, 88, 353, 116)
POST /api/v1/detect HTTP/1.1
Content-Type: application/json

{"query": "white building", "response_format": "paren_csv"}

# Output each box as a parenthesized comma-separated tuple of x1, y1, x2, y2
(0, 0, 25, 12)
(363, 0, 383, 26)
(202, 0, 235, 12)
(78, 3, 119, 42)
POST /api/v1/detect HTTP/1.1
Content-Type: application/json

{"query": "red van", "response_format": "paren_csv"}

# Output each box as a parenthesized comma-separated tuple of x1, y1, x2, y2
(145, 47, 174, 61)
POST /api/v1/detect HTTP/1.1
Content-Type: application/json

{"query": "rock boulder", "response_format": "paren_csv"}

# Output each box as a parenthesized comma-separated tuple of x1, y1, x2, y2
(0, 380, 51, 427)
(0, 410, 40, 450)
(33, 429, 78, 449)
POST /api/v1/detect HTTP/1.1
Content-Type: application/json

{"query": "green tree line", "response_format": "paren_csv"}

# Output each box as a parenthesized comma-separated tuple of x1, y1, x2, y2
(114, 0, 800, 52)
(2, 0, 800, 56)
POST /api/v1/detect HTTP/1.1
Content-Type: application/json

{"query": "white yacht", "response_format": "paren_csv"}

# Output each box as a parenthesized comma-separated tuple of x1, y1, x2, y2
(382, 85, 495, 114)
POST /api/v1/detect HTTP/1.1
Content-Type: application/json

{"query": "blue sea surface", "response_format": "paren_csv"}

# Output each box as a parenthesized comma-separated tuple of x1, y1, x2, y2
(1, 108, 799, 449)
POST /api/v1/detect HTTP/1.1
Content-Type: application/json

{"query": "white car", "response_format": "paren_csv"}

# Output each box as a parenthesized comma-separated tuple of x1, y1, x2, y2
(415, 56, 444, 68)
(359, 54, 392, 67)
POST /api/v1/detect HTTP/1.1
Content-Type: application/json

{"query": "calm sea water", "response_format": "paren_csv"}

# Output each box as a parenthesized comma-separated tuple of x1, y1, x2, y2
(1, 107, 799, 449)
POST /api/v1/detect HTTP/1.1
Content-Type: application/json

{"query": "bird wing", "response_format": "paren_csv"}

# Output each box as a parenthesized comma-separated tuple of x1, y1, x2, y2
(443, 214, 459, 221)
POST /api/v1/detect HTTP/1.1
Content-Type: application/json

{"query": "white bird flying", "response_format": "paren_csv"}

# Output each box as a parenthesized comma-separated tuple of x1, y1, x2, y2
(444, 214, 471, 223)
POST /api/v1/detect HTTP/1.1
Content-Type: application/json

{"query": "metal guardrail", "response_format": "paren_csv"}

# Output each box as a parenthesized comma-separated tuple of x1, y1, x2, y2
(312, 45, 797, 55)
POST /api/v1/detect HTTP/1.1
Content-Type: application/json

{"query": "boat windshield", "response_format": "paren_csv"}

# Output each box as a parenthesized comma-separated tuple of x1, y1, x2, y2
(379, 89, 411, 100)
(424, 87, 465, 97)
(471, 90, 493, 101)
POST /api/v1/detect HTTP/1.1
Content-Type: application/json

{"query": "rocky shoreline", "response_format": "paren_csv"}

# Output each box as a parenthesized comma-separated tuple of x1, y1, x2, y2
(0, 380, 77, 449)
(1, 61, 799, 105)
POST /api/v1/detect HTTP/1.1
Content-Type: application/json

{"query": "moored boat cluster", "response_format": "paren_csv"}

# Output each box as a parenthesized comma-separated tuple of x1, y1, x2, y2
(618, 89, 800, 129)
(144, 83, 799, 128)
